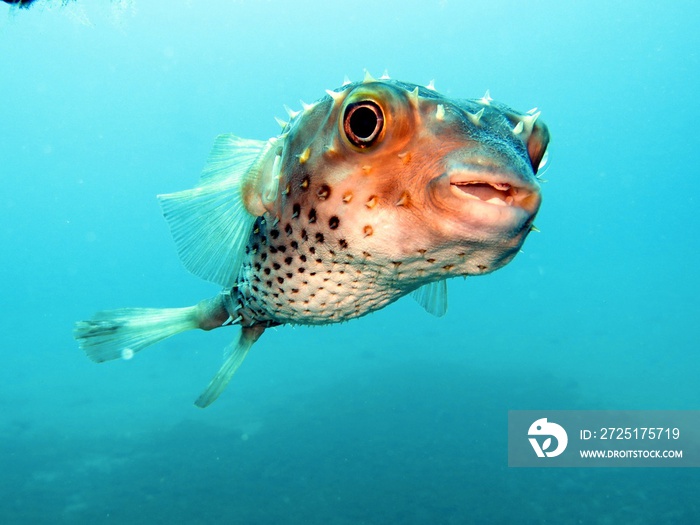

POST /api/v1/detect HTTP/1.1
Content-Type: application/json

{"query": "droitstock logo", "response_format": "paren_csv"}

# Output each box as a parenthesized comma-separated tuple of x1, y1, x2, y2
(528, 417, 568, 458)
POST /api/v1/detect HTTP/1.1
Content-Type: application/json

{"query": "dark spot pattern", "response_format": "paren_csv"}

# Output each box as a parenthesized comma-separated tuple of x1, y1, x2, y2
(317, 184, 331, 200)
(329, 216, 339, 230)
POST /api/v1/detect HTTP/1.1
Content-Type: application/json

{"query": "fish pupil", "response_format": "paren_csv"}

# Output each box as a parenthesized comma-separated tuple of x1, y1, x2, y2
(344, 101, 384, 147)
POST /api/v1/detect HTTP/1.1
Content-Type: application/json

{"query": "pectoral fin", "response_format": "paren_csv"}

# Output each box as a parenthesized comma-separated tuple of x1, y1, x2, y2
(410, 279, 448, 317)
(158, 134, 273, 288)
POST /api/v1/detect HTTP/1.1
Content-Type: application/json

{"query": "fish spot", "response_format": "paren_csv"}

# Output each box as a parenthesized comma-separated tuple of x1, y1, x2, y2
(317, 184, 331, 200)
(285, 256, 293, 265)
(426, 258, 436, 263)
(277, 245, 287, 253)
(308, 209, 317, 223)
(315, 232, 325, 243)
(291, 240, 299, 249)
(285, 223, 293, 236)
(286, 272, 293, 278)
(301, 175, 310, 190)
(329, 216, 340, 230)
(300, 255, 307, 262)
(363, 225, 373, 237)
(291, 288, 299, 294)
(477, 264, 488, 270)
(443, 264, 454, 270)
(292, 203, 301, 218)
(266, 280, 272, 287)
(339, 239, 348, 249)
(301, 229, 308, 241)
(260, 253, 268, 261)
(254, 262, 261, 271)
(269, 246, 278, 254)
(298, 267, 306, 273)
(362, 251, 372, 258)
(396, 191, 411, 207)
(270, 229, 280, 239)
(272, 262, 281, 270)
(418, 249, 427, 255)
(277, 277, 284, 284)
(342, 192, 353, 203)
(392, 261, 402, 268)
(315, 258, 323, 264)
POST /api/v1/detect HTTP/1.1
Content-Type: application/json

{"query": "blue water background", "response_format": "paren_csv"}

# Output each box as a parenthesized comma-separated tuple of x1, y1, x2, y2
(1, 1, 699, 522)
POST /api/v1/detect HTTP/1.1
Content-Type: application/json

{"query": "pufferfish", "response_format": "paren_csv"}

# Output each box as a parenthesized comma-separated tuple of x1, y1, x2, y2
(74, 74, 550, 408)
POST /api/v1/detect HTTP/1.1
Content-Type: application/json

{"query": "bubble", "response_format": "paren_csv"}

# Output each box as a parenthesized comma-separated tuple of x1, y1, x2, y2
(240, 433, 249, 441)
(121, 348, 135, 360)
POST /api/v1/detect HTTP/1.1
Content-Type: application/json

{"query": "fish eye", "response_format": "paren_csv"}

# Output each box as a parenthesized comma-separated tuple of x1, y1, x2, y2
(343, 101, 384, 148)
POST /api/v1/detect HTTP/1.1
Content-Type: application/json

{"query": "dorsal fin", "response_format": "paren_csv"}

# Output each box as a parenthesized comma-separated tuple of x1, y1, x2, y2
(158, 134, 271, 288)
(410, 279, 448, 317)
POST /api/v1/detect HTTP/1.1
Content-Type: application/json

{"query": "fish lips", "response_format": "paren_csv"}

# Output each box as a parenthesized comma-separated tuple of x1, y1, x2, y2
(431, 166, 541, 235)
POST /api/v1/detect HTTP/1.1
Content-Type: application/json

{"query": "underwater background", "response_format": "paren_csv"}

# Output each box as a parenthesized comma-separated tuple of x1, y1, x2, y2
(1, 0, 699, 523)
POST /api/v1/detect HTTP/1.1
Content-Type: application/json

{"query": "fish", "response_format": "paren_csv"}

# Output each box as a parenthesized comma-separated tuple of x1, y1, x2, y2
(74, 74, 550, 408)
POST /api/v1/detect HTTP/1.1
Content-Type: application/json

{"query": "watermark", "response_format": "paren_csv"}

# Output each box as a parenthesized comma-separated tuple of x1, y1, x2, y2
(509, 411, 700, 467)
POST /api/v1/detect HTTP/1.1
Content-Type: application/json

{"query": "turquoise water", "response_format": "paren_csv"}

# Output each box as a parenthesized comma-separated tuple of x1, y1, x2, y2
(1, 1, 699, 523)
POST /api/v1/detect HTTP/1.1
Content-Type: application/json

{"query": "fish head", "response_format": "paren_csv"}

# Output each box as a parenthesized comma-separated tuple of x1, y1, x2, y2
(254, 79, 549, 284)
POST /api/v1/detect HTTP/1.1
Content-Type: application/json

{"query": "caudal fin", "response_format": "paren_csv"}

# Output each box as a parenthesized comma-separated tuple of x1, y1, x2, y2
(74, 307, 199, 363)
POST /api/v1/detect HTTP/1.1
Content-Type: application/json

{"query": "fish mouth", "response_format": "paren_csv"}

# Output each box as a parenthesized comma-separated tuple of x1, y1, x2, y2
(448, 171, 540, 215)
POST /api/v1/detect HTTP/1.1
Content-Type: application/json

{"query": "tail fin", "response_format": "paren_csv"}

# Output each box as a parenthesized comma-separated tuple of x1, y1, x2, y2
(74, 307, 199, 363)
